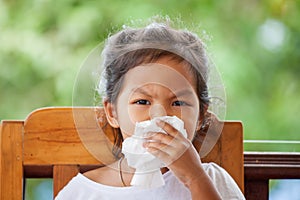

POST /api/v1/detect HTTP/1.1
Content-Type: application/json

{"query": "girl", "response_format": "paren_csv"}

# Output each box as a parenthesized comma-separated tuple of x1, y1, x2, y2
(56, 19, 245, 200)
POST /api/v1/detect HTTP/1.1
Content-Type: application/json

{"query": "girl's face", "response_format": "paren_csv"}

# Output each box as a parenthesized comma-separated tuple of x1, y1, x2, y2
(105, 56, 200, 141)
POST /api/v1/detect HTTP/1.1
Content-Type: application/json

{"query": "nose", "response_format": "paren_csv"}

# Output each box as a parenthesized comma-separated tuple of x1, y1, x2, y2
(149, 104, 167, 119)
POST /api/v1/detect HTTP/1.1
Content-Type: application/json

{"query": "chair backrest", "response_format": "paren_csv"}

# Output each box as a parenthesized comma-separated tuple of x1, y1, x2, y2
(0, 107, 244, 199)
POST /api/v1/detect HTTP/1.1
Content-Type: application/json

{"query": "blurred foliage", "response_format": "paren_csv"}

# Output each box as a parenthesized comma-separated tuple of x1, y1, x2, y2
(25, 179, 52, 200)
(1, 0, 299, 199)
(0, 0, 300, 140)
(1, 0, 299, 143)
(1, 0, 300, 141)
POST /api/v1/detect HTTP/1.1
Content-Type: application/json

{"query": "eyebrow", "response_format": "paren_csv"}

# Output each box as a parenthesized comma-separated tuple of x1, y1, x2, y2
(131, 87, 195, 98)
(173, 89, 195, 98)
(131, 88, 152, 97)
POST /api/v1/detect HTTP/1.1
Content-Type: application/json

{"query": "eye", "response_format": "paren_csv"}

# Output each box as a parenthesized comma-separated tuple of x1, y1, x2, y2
(134, 99, 151, 105)
(172, 100, 188, 106)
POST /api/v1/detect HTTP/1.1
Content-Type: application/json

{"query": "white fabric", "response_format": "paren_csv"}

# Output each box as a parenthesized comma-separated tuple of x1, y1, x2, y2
(55, 163, 245, 200)
(122, 116, 187, 189)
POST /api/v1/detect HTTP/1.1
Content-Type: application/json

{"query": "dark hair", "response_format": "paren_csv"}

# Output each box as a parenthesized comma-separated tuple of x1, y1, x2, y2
(101, 22, 210, 158)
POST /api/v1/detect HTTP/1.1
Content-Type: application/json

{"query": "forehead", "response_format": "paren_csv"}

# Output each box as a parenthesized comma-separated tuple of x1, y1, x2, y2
(122, 56, 197, 93)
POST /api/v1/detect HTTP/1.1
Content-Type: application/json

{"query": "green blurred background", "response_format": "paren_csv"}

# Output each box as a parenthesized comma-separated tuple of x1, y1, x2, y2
(1, 0, 299, 199)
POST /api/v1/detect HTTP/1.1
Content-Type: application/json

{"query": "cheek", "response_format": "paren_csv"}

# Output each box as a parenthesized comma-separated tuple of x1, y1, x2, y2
(115, 96, 150, 136)
(116, 108, 135, 136)
(184, 118, 199, 141)
(128, 106, 150, 122)
(115, 94, 135, 136)
(180, 108, 199, 141)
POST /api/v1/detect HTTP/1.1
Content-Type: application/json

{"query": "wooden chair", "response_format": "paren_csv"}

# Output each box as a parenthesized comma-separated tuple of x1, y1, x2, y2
(0, 107, 244, 199)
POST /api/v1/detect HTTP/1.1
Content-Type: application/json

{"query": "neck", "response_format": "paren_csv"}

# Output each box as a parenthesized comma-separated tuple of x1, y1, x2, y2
(118, 158, 169, 187)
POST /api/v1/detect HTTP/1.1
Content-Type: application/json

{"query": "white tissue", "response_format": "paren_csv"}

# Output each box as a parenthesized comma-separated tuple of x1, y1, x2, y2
(121, 116, 187, 189)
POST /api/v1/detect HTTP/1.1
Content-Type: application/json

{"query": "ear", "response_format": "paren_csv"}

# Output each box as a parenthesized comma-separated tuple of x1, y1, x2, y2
(103, 100, 120, 128)
(196, 104, 209, 131)
(196, 121, 201, 131)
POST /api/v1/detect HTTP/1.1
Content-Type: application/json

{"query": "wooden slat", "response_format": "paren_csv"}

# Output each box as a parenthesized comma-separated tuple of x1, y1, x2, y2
(0, 107, 244, 198)
(244, 152, 300, 200)
(244, 152, 300, 179)
(221, 122, 244, 193)
(201, 121, 244, 192)
(53, 165, 79, 197)
(201, 134, 221, 164)
(245, 180, 268, 200)
(0, 121, 24, 200)
(23, 164, 104, 178)
(23, 107, 115, 166)
(23, 107, 244, 191)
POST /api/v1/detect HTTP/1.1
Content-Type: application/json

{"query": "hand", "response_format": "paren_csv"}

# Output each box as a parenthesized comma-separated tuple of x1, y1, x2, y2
(143, 120, 205, 186)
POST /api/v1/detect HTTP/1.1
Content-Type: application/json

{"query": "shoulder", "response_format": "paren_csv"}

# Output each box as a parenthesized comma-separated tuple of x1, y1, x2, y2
(202, 162, 230, 178)
(201, 162, 235, 187)
(55, 166, 120, 200)
(202, 162, 245, 200)
(83, 166, 117, 185)
(55, 172, 123, 200)
(84, 166, 121, 187)
(55, 173, 91, 200)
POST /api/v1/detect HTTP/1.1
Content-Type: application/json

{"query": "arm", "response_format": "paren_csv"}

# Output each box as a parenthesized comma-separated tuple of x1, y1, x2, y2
(167, 144, 221, 200)
(144, 120, 222, 200)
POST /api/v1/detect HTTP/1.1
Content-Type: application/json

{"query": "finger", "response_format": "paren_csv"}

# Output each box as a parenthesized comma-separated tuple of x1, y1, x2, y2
(144, 140, 169, 151)
(146, 131, 190, 150)
(156, 120, 185, 139)
(146, 142, 192, 166)
(146, 145, 170, 162)
(147, 132, 188, 150)
(146, 132, 174, 145)
(144, 139, 187, 159)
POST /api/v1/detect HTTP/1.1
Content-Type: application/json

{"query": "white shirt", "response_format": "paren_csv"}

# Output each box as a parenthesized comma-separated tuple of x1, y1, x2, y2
(55, 162, 245, 200)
